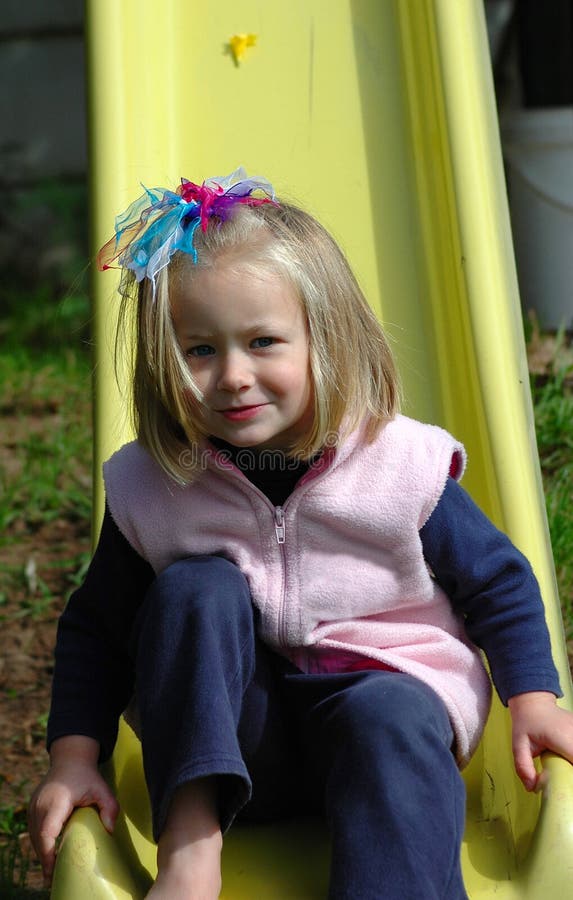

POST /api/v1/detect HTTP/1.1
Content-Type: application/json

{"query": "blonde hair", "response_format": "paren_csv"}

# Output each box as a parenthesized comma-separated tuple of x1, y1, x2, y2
(116, 201, 400, 482)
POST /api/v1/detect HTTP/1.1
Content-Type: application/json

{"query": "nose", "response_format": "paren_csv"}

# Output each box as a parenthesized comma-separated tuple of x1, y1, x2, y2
(216, 350, 254, 392)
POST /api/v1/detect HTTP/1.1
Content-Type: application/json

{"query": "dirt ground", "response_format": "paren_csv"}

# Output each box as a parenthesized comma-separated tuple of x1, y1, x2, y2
(0, 516, 90, 780)
(0, 404, 91, 892)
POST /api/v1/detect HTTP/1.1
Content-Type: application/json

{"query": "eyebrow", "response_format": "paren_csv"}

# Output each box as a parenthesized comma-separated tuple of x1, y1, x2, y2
(244, 320, 286, 334)
(180, 320, 289, 341)
(180, 332, 214, 342)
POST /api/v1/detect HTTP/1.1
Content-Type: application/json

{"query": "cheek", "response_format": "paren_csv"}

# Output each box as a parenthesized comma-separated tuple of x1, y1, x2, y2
(288, 361, 314, 410)
(183, 363, 212, 398)
(270, 360, 305, 393)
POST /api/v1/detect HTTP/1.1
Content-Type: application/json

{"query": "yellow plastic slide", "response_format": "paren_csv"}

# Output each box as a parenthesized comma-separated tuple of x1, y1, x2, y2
(51, 0, 573, 896)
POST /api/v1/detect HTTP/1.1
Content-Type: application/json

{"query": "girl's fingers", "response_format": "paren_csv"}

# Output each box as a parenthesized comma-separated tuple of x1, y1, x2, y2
(28, 765, 119, 886)
(34, 802, 71, 881)
(512, 737, 537, 791)
(92, 782, 120, 832)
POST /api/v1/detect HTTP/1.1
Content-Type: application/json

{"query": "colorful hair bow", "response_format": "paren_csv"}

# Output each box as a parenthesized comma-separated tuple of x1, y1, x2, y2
(97, 167, 276, 287)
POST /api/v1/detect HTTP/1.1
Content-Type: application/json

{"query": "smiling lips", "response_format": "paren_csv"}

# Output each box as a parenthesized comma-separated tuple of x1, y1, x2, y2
(218, 404, 267, 421)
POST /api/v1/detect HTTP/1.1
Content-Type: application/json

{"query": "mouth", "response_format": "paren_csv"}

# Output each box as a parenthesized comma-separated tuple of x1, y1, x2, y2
(217, 404, 267, 422)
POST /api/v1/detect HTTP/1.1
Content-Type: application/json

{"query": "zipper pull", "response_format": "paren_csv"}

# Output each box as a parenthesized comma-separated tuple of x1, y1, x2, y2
(274, 506, 286, 544)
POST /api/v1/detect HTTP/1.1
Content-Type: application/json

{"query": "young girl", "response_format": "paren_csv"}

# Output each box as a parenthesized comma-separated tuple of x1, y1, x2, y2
(29, 169, 573, 899)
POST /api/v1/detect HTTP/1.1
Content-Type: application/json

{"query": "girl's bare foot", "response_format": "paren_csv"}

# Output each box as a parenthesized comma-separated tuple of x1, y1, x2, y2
(146, 778, 223, 900)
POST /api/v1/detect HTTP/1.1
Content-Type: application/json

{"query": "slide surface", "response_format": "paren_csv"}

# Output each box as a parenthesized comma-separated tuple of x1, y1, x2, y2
(52, 1, 573, 896)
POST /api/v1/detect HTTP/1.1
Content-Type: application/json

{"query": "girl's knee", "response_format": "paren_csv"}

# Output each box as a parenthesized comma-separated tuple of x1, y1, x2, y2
(334, 673, 453, 750)
(152, 555, 249, 600)
(133, 556, 256, 671)
(380, 674, 449, 725)
(144, 555, 252, 628)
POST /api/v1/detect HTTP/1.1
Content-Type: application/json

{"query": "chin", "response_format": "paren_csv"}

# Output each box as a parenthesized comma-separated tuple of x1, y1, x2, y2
(217, 431, 268, 448)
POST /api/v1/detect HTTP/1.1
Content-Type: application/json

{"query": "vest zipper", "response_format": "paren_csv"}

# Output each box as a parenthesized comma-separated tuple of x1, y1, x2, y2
(208, 452, 336, 650)
(274, 506, 286, 544)
(273, 505, 288, 646)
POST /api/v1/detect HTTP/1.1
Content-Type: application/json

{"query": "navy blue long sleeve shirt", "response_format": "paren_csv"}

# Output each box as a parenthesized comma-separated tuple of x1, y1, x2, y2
(47, 474, 561, 761)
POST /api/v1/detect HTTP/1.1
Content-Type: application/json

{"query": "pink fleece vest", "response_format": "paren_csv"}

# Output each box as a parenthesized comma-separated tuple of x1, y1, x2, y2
(104, 415, 492, 766)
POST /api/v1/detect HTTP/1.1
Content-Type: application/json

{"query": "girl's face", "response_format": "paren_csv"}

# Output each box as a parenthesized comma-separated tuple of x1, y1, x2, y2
(171, 263, 314, 450)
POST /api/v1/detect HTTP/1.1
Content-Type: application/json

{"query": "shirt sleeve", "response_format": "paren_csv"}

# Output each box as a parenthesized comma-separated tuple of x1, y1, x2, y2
(47, 504, 155, 761)
(420, 477, 562, 705)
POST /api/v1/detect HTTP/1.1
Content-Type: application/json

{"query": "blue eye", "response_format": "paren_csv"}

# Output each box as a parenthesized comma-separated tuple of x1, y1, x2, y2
(252, 337, 274, 349)
(188, 344, 215, 357)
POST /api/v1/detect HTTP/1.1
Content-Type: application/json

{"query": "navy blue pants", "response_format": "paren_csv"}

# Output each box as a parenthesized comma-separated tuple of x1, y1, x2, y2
(132, 556, 468, 899)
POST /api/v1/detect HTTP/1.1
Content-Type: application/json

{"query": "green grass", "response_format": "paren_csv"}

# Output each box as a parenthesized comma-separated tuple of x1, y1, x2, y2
(0, 178, 90, 352)
(0, 352, 93, 517)
(0, 793, 34, 896)
(0, 844, 42, 900)
(0, 349, 93, 624)
(531, 367, 573, 635)
(0, 177, 93, 629)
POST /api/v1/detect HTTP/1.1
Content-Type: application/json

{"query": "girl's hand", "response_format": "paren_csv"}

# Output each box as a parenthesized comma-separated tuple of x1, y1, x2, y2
(508, 691, 573, 791)
(28, 736, 119, 885)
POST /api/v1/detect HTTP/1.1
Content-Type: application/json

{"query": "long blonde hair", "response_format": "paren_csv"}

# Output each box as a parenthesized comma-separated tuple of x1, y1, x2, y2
(116, 201, 400, 482)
